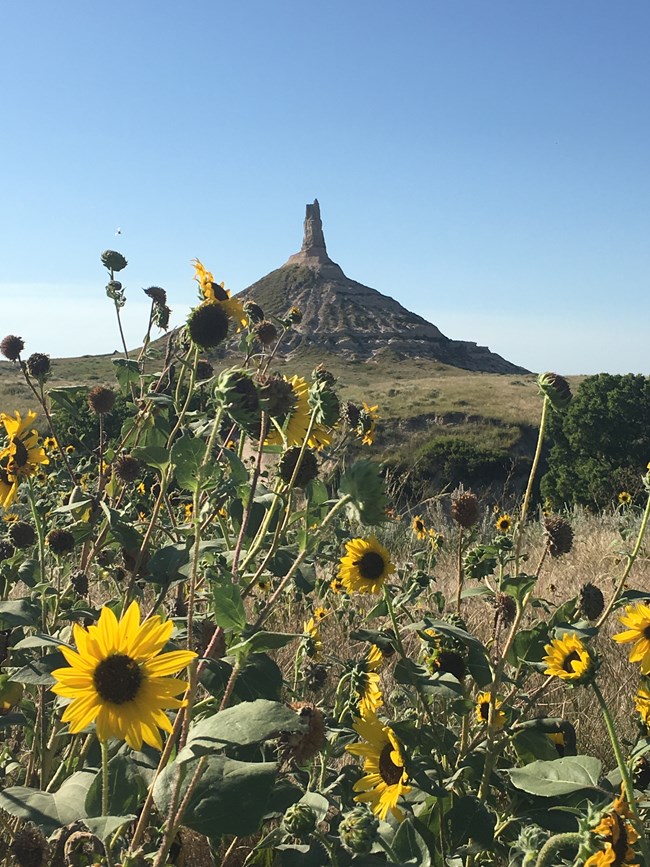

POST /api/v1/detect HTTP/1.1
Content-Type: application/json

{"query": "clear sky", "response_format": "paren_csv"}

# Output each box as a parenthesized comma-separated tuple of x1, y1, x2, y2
(2, 1, 649, 375)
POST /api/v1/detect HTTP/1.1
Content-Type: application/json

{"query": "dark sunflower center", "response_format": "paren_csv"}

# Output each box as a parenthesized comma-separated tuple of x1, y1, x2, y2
(209, 281, 229, 301)
(355, 552, 385, 581)
(379, 742, 403, 786)
(11, 439, 29, 470)
(479, 700, 490, 721)
(562, 650, 581, 673)
(643, 625, 650, 640)
(612, 814, 628, 862)
(415, 521, 424, 533)
(93, 654, 143, 704)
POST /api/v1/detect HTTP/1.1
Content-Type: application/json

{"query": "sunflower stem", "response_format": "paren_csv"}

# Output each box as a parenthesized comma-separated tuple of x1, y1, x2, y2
(514, 395, 549, 572)
(101, 740, 109, 816)
(455, 526, 464, 613)
(592, 680, 650, 863)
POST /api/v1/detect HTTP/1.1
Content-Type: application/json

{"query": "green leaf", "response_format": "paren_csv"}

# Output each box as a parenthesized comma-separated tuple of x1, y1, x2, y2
(445, 795, 495, 849)
(392, 818, 432, 867)
(99, 502, 142, 552)
(113, 358, 141, 393)
(13, 651, 66, 685)
(177, 699, 306, 764)
(0, 598, 41, 628)
(17, 559, 40, 588)
(200, 654, 283, 703)
(83, 815, 137, 841)
(147, 544, 189, 587)
(229, 631, 298, 657)
(508, 756, 602, 796)
(221, 447, 248, 484)
(85, 754, 147, 818)
(153, 755, 278, 838)
(339, 460, 387, 525)
(0, 771, 94, 833)
(172, 435, 213, 493)
(131, 445, 171, 473)
(213, 583, 246, 632)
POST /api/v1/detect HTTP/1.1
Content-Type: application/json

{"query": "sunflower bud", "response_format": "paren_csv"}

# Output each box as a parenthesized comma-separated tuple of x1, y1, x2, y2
(10, 824, 48, 867)
(254, 320, 278, 347)
(544, 514, 573, 557)
(278, 447, 318, 488)
(26, 353, 51, 380)
(451, 489, 481, 529)
(214, 368, 261, 434)
(9, 521, 36, 549)
(101, 250, 128, 272)
(579, 582, 605, 620)
(282, 803, 317, 839)
(339, 806, 379, 855)
(537, 372, 572, 411)
(144, 286, 167, 305)
(88, 385, 116, 415)
(308, 378, 340, 427)
(46, 529, 75, 556)
(0, 334, 24, 361)
(187, 302, 229, 349)
(243, 300, 265, 323)
(153, 303, 171, 331)
(114, 454, 141, 483)
(0, 541, 15, 562)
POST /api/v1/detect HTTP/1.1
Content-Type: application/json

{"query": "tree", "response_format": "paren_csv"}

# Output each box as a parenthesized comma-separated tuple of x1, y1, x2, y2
(541, 373, 650, 508)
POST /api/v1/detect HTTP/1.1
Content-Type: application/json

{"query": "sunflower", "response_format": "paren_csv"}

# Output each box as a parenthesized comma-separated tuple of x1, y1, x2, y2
(613, 603, 650, 674)
(0, 411, 49, 482)
(618, 491, 633, 506)
(338, 537, 395, 595)
(0, 465, 18, 511)
(475, 691, 506, 730)
(548, 731, 565, 757)
(543, 632, 594, 683)
(303, 616, 323, 661)
(359, 403, 379, 446)
(264, 375, 331, 450)
(412, 515, 427, 540)
(346, 710, 411, 822)
(634, 685, 650, 726)
(354, 645, 384, 715)
(51, 601, 196, 750)
(584, 794, 639, 866)
(192, 258, 247, 328)
(495, 513, 512, 533)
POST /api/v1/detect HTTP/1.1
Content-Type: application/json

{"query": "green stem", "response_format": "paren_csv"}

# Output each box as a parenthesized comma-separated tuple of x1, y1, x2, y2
(514, 395, 549, 571)
(534, 832, 581, 867)
(592, 680, 650, 863)
(101, 740, 109, 816)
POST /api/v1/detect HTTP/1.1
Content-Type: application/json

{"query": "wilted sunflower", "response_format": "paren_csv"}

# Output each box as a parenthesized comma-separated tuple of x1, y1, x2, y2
(495, 513, 512, 533)
(192, 258, 247, 328)
(264, 375, 331, 450)
(543, 632, 593, 683)
(412, 515, 427, 540)
(475, 691, 506, 730)
(338, 537, 395, 594)
(613, 603, 650, 674)
(584, 794, 639, 867)
(634, 686, 650, 726)
(0, 411, 49, 501)
(346, 710, 411, 822)
(51, 601, 196, 750)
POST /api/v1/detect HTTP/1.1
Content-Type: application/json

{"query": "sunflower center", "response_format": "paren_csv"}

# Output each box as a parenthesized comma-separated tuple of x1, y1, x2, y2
(643, 626, 650, 640)
(11, 439, 29, 470)
(93, 654, 143, 704)
(355, 552, 385, 581)
(562, 650, 581, 673)
(479, 700, 490, 721)
(612, 814, 628, 863)
(209, 282, 229, 301)
(379, 741, 403, 786)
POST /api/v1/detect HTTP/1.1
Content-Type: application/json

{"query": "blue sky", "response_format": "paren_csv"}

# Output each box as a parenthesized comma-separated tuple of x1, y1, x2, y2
(2, 1, 649, 374)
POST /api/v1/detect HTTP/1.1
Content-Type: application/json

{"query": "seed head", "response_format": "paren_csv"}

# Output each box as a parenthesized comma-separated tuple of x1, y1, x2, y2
(144, 285, 167, 304)
(70, 570, 89, 596)
(9, 521, 36, 548)
(26, 353, 51, 379)
(243, 300, 265, 323)
(259, 375, 296, 421)
(493, 592, 517, 626)
(11, 825, 48, 867)
(579, 582, 605, 621)
(46, 528, 75, 556)
(278, 447, 318, 488)
(543, 514, 573, 557)
(0, 334, 24, 361)
(196, 359, 214, 381)
(114, 454, 140, 483)
(88, 385, 116, 415)
(0, 541, 15, 562)
(303, 661, 328, 691)
(278, 703, 326, 765)
(254, 320, 279, 347)
(101, 250, 128, 272)
(343, 401, 361, 428)
(451, 489, 481, 529)
(434, 649, 467, 680)
(187, 302, 229, 349)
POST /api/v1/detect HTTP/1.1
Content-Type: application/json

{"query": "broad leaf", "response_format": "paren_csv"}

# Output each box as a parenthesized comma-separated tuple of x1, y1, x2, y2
(508, 756, 602, 796)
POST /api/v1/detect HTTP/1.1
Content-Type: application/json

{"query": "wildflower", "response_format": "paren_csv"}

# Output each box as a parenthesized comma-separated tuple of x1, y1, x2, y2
(451, 489, 480, 529)
(43, 437, 57, 451)
(192, 258, 247, 327)
(495, 513, 512, 533)
(26, 353, 51, 380)
(8, 521, 35, 549)
(196, 359, 214, 381)
(634, 686, 650, 726)
(475, 691, 506, 730)
(279, 702, 326, 765)
(580, 582, 605, 621)
(285, 306, 302, 325)
(101, 250, 128, 272)
(430, 649, 466, 681)
(65, 444, 75, 455)
(137, 482, 146, 496)
(412, 515, 427, 540)
(338, 537, 395, 595)
(88, 386, 116, 415)
(359, 403, 379, 446)
(113, 454, 140, 483)
(278, 446, 318, 487)
(0, 335, 24, 362)
(354, 645, 384, 715)
(613, 603, 650, 674)
(346, 710, 411, 822)
(548, 732, 565, 757)
(618, 491, 633, 506)
(584, 794, 639, 866)
(330, 577, 346, 594)
(0, 465, 18, 511)
(493, 592, 517, 626)
(144, 286, 167, 305)
(543, 514, 574, 557)
(537, 371, 572, 411)
(46, 529, 75, 556)
(339, 806, 379, 855)
(51, 601, 196, 750)
(243, 300, 265, 323)
(0, 411, 49, 500)
(187, 302, 230, 349)
(543, 632, 594, 683)
(254, 320, 278, 347)
(263, 375, 331, 449)
(10, 825, 48, 867)
(282, 803, 317, 839)
(303, 616, 323, 661)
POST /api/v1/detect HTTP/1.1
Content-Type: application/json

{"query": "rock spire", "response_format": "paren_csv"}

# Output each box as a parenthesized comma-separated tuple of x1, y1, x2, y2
(285, 199, 340, 270)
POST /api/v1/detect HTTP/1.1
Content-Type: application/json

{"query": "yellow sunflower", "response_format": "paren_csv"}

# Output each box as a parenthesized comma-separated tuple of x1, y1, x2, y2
(303, 616, 323, 661)
(0, 465, 18, 511)
(346, 710, 411, 822)
(543, 632, 594, 683)
(0, 411, 49, 482)
(475, 691, 506, 730)
(584, 794, 639, 866)
(618, 491, 633, 506)
(192, 258, 247, 328)
(495, 513, 512, 534)
(613, 603, 650, 674)
(359, 403, 379, 446)
(356, 645, 384, 715)
(264, 375, 331, 450)
(338, 537, 395, 595)
(634, 686, 650, 726)
(412, 515, 427, 540)
(548, 731, 565, 757)
(51, 601, 196, 751)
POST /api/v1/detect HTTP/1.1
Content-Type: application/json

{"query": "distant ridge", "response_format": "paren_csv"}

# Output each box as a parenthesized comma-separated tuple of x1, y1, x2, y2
(238, 200, 528, 375)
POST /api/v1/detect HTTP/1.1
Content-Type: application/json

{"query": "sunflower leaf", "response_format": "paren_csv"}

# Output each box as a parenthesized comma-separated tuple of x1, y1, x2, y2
(508, 756, 602, 796)
(0, 771, 94, 834)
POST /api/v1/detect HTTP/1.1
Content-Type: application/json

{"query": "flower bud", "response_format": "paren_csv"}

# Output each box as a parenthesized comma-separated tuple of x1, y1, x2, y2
(537, 372, 572, 411)
(339, 806, 379, 855)
(282, 803, 317, 839)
